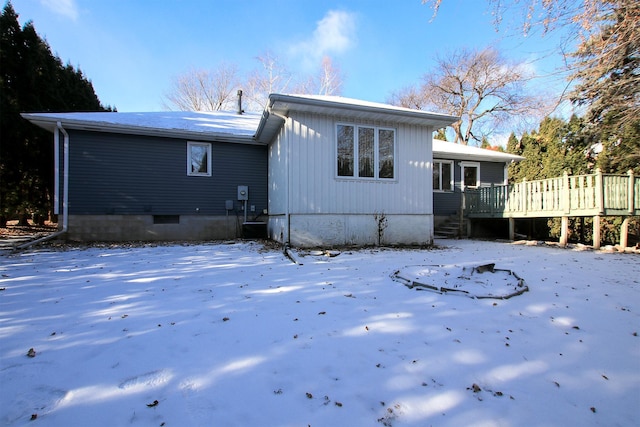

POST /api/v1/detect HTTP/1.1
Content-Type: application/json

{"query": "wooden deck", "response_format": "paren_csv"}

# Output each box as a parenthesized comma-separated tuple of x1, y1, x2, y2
(464, 170, 639, 248)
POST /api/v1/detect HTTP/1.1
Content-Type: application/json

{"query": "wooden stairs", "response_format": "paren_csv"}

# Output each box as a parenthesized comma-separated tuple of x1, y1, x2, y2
(434, 213, 467, 239)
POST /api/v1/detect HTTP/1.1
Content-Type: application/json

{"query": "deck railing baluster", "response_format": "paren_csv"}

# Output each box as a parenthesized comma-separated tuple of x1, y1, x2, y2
(464, 171, 639, 219)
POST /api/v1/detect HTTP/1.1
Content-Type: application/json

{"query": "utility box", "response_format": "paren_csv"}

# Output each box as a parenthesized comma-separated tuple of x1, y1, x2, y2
(237, 185, 248, 201)
(225, 200, 234, 211)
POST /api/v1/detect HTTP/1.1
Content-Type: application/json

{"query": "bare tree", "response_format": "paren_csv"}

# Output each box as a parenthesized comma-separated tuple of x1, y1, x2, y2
(164, 63, 240, 111)
(422, 0, 606, 36)
(422, 0, 639, 128)
(316, 56, 344, 96)
(164, 51, 348, 113)
(390, 48, 545, 145)
(244, 51, 297, 111)
(246, 52, 346, 109)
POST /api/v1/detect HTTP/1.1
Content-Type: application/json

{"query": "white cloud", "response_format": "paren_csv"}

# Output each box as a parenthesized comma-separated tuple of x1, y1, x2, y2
(41, 0, 79, 21)
(289, 10, 357, 69)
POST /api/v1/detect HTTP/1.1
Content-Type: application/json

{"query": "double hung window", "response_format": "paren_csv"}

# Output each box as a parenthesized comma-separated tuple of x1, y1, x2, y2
(337, 124, 395, 180)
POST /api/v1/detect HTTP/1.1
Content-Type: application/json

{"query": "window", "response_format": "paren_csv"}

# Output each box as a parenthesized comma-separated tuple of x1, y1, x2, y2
(187, 142, 212, 176)
(153, 215, 180, 224)
(433, 160, 453, 191)
(337, 124, 395, 180)
(460, 162, 480, 189)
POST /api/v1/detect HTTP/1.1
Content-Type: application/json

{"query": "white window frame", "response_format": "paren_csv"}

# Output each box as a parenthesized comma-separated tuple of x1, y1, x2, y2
(433, 159, 454, 192)
(187, 141, 212, 177)
(335, 123, 396, 181)
(460, 161, 481, 189)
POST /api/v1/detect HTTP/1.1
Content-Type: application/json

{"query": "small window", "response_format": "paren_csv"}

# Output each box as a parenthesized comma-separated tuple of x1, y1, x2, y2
(337, 124, 395, 180)
(433, 160, 453, 191)
(461, 162, 480, 189)
(153, 215, 180, 224)
(187, 142, 212, 176)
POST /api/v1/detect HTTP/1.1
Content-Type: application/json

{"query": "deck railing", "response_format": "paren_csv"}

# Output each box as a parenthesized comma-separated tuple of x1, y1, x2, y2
(466, 170, 639, 218)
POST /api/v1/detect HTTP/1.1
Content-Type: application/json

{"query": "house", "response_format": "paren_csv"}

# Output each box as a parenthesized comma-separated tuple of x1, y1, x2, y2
(431, 139, 525, 227)
(23, 94, 472, 247)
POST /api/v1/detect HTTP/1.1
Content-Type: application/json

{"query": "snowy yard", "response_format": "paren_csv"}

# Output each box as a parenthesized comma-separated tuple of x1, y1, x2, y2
(1, 240, 638, 427)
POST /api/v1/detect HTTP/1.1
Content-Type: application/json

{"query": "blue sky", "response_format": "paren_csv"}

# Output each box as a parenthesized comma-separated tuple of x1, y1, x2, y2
(12, 0, 572, 117)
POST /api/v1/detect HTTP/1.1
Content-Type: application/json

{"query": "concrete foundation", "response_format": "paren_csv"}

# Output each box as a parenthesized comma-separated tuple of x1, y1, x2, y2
(269, 213, 434, 248)
(66, 214, 241, 242)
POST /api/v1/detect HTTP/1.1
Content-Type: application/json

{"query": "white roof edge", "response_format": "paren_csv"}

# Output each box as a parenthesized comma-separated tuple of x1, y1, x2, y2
(267, 93, 459, 126)
(433, 139, 525, 162)
(21, 111, 263, 145)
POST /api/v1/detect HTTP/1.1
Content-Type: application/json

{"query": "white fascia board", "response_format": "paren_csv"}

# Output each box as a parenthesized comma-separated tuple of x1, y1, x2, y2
(267, 94, 459, 128)
(433, 139, 525, 163)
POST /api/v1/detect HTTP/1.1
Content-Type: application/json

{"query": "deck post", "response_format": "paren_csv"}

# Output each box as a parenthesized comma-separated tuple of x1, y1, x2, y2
(508, 217, 515, 241)
(521, 178, 528, 216)
(490, 183, 495, 216)
(593, 215, 601, 249)
(595, 168, 604, 215)
(628, 170, 635, 214)
(560, 216, 569, 247)
(562, 171, 570, 214)
(620, 217, 629, 248)
(459, 190, 465, 237)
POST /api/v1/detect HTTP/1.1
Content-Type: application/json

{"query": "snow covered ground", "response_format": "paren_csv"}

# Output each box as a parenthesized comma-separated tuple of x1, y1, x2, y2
(0, 239, 638, 427)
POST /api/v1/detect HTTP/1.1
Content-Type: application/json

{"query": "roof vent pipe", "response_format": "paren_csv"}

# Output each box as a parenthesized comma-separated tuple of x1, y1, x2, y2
(237, 89, 243, 115)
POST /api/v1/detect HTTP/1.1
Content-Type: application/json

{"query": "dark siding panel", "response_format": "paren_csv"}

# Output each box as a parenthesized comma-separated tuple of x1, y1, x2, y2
(68, 131, 267, 216)
(434, 192, 460, 216)
(481, 162, 505, 185)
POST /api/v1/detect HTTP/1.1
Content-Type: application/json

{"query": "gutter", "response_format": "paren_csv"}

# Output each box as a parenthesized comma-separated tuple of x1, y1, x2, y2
(18, 122, 69, 249)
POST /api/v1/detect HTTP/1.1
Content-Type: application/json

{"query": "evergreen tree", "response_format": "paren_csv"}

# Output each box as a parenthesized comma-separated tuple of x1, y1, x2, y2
(570, 0, 639, 129)
(512, 131, 547, 181)
(506, 133, 521, 183)
(595, 115, 640, 174)
(0, 1, 108, 227)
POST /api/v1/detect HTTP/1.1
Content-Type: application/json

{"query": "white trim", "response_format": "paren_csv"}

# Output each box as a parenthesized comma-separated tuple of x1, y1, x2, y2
(460, 161, 481, 189)
(187, 141, 212, 177)
(433, 160, 454, 192)
(335, 123, 397, 181)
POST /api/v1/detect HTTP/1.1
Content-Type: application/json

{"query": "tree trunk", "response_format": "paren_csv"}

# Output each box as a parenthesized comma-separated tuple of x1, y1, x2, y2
(17, 213, 30, 226)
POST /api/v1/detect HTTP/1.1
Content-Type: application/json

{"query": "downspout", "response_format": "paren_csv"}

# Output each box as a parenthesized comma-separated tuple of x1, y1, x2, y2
(18, 122, 69, 249)
(285, 117, 291, 246)
(262, 100, 291, 246)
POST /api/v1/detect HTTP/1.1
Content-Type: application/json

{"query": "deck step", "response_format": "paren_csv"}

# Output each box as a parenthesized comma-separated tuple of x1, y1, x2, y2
(434, 214, 467, 239)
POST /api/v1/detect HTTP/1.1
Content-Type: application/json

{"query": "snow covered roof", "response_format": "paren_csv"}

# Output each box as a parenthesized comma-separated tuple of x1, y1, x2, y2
(21, 111, 262, 144)
(433, 139, 525, 163)
(265, 93, 459, 128)
(22, 95, 461, 147)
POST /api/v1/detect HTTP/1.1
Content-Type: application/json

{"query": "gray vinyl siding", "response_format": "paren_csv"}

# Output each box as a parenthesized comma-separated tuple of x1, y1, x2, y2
(67, 130, 267, 216)
(433, 159, 507, 216)
(480, 162, 505, 185)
